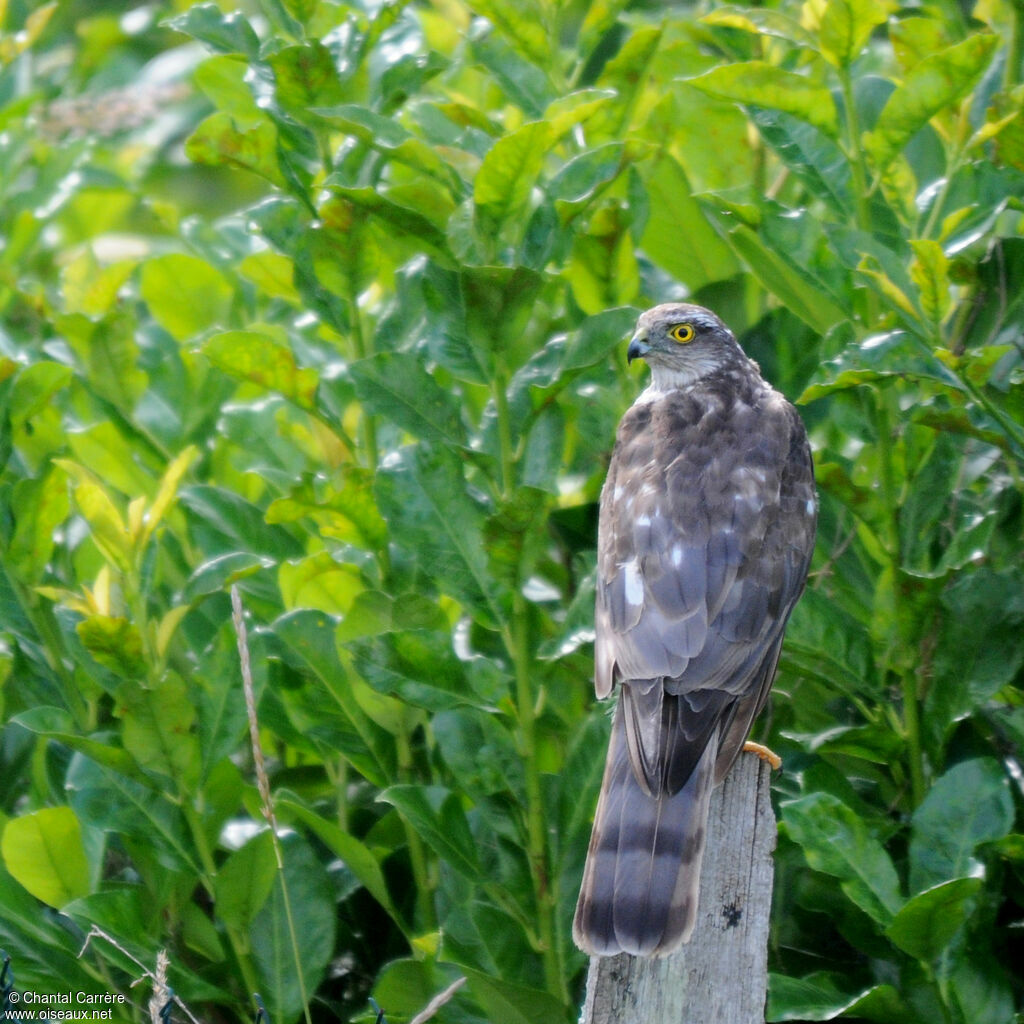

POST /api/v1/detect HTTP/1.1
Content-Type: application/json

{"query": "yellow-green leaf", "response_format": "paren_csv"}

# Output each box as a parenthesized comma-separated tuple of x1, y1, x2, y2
(542, 90, 617, 140)
(474, 122, 554, 230)
(701, 6, 815, 48)
(184, 111, 285, 188)
(471, 0, 550, 67)
(1, 807, 91, 908)
(54, 461, 133, 572)
(857, 257, 922, 321)
(141, 446, 199, 549)
(156, 605, 191, 660)
(140, 252, 233, 342)
(7, 465, 70, 585)
(238, 250, 300, 303)
(817, 0, 893, 69)
(60, 250, 136, 316)
(863, 34, 1001, 173)
(684, 61, 839, 138)
(77, 615, 147, 679)
(116, 672, 200, 786)
(279, 552, 364, 614)
(202, 330, 319, 409)
(909, 239, 953, 328)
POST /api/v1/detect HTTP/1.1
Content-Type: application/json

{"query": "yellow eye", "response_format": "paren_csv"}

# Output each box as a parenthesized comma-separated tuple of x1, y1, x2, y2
(669, 323, 695, 344)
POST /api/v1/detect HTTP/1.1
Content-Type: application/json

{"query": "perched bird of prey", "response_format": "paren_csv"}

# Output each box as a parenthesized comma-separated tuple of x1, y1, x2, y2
(573, 303, 816, 958)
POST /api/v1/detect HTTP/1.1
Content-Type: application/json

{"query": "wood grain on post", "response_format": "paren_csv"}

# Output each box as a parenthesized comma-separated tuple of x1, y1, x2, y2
(579, 752, 776, 1024)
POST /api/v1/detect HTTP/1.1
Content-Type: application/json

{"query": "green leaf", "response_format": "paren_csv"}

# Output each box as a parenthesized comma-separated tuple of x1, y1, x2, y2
(60, 251, 136, 318)
(1, 807, 91, 908)
(265, 469, 387, 551)
(863, 34, 1001, 173)
(750, 108, 851, 214)
(11, 707, 143, 778)
(54, 461, 133, 571)
(474, 122, 554, 233)
(115, 672, 201, 788)
(140, 253, 233, 342)
(375, 445, 503, 625)
(349, 351, 467, 448)
(77, 615, 147, 679)
(268, 42, 345, 116)
(701, 7, 815, 48)
(371, 960, 464, 1021)
(925, 569, 1024, 744)
(768, 973, 912, 1023)
(908, 239, 952, 328)
(322, 182, 451, 259)
(542, 89, 617, 139)
(781, 791, 903, 924)
(591, 25, 663, 137)
(7, 465, 70, 584)
(141, 445, 198, 549)
(378, 785, 482, 880)
(313, 104, 456, 185)
(817, 0, 894, 69)
(214, 831, 278, 930)
(470, 0, 550, 67)
(276, 795, 407, 935)
(194, 54, 264, 123)
(638, 154, 738, 292)
(202, 330, 319, 409)
(719, 222, 848, 334)
(179, 485, 305, 560)
(568, 223, 640, 314)
(684, 62, 839, 138)
(461, 967, 568, 1024)
(432, 708, 523, 804)
(237, 249, 300, 303)
(278, 551, 364, 614)
(885, 877, 982, 962)
(250, 833, 335, 1024)
(798, 330, 962, 402)
(184, 112, 286, 188)
(347, 629, 494, 711)
(272, 609, 394, 787)
(908, 757, 1014, 893)
(184, 552, 276, 601)
(66, 421, 157, 500)
(164, 3, 261, 58)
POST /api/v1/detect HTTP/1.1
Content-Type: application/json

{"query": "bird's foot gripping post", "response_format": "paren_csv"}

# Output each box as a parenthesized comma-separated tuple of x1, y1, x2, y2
(742, 740, 782, 771)
(578, 752, 777, 1024)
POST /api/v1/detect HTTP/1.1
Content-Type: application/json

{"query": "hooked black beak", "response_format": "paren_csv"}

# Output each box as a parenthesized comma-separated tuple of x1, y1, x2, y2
(627, 334, 651, 364)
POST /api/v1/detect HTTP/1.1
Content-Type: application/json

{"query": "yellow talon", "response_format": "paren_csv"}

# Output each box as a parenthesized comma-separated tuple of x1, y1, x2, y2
(743, 740, 782, 770)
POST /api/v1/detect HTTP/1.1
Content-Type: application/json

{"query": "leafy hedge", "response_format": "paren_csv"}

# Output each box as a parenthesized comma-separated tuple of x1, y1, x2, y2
(1, 1, 1022, 1022)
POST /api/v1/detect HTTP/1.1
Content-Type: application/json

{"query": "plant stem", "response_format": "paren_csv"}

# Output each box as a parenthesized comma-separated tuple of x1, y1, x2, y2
(508, 595, 563, 1000)
(490, 358, 563, 999)
(349, 303, 379, 471)
(1008, 0, 1024, 88)
(873, 392, 926, 807)
(838, 64, 871, 237)
(396, 726, 436, 931)
(492, 364, 516, 499)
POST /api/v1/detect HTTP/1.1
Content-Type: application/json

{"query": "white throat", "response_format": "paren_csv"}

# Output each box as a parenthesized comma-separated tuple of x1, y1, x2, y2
(646, 354, 721, 392)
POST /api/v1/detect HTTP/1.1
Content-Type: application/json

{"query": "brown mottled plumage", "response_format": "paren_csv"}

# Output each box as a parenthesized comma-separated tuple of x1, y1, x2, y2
(573, 303, 816, 958)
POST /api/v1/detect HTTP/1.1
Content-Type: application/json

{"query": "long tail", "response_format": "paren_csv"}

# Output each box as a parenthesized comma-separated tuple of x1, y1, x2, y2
(573, 699, 717, 957)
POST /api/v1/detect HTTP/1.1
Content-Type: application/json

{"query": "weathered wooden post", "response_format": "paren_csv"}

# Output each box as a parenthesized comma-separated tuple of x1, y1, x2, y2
(579, 752, 776, 1024)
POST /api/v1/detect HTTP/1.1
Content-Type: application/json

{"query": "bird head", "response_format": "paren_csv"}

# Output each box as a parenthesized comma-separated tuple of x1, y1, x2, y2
(627, 303, 742, 388)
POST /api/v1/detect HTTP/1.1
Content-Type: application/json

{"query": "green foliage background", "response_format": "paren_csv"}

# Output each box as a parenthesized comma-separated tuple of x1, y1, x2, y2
(1, 0, 1023, 1021)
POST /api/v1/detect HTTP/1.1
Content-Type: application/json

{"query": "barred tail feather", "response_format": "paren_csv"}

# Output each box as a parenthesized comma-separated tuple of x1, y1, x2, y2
(573, 701, 717, 957)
